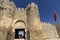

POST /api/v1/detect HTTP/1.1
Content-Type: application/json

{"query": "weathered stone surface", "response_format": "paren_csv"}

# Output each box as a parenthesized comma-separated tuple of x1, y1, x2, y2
(0, 27, 8, 40)
(26, 3, 44, 40)
(42, 23, 58, 39)
(0, 0, 60, 40)
(55, 24, 60, 38)
(46, 38, 60, 40)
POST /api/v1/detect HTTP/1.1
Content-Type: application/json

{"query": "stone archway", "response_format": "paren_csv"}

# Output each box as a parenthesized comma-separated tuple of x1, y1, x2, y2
(13, 20, 26, 40)
(14, 20, 26, 29)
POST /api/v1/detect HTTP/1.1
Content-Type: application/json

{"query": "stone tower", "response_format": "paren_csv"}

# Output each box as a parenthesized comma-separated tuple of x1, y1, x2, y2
(0, 0, 16, 40)
(26, 3, 43, 40)
(0, 0, 43, 40)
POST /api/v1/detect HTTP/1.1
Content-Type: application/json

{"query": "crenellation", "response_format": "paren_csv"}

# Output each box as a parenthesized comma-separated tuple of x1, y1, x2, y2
(18, 8, 21, 10)
(22, 8, 24, 10)
(31, 2, 35, 6)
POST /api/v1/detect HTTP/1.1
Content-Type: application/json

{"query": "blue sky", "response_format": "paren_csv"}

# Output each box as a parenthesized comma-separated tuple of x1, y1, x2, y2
(18, 31, 24, 35)
(11, 0, 60, 24)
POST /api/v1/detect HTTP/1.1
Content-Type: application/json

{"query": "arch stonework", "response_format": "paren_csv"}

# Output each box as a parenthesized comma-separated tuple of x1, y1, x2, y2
(12, 20, 26, 32)
(11, 20, 27, 40)
(15, 20, 26, 25)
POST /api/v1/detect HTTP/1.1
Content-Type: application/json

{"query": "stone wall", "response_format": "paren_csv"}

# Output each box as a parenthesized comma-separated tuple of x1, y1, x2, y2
(41, 22, 58, 39)
(0, 26, 8, 40)
(0, 0, 59, 40)
(26, 3, 44, 40)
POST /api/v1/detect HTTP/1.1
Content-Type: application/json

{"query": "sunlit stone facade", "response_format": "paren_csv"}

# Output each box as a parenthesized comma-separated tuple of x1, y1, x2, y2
(0, 0, 60, 40)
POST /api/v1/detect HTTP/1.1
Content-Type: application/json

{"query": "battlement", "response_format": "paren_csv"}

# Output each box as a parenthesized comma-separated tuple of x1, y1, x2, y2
(41, 22, 53, 25)
(25, 2, 37, 10)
